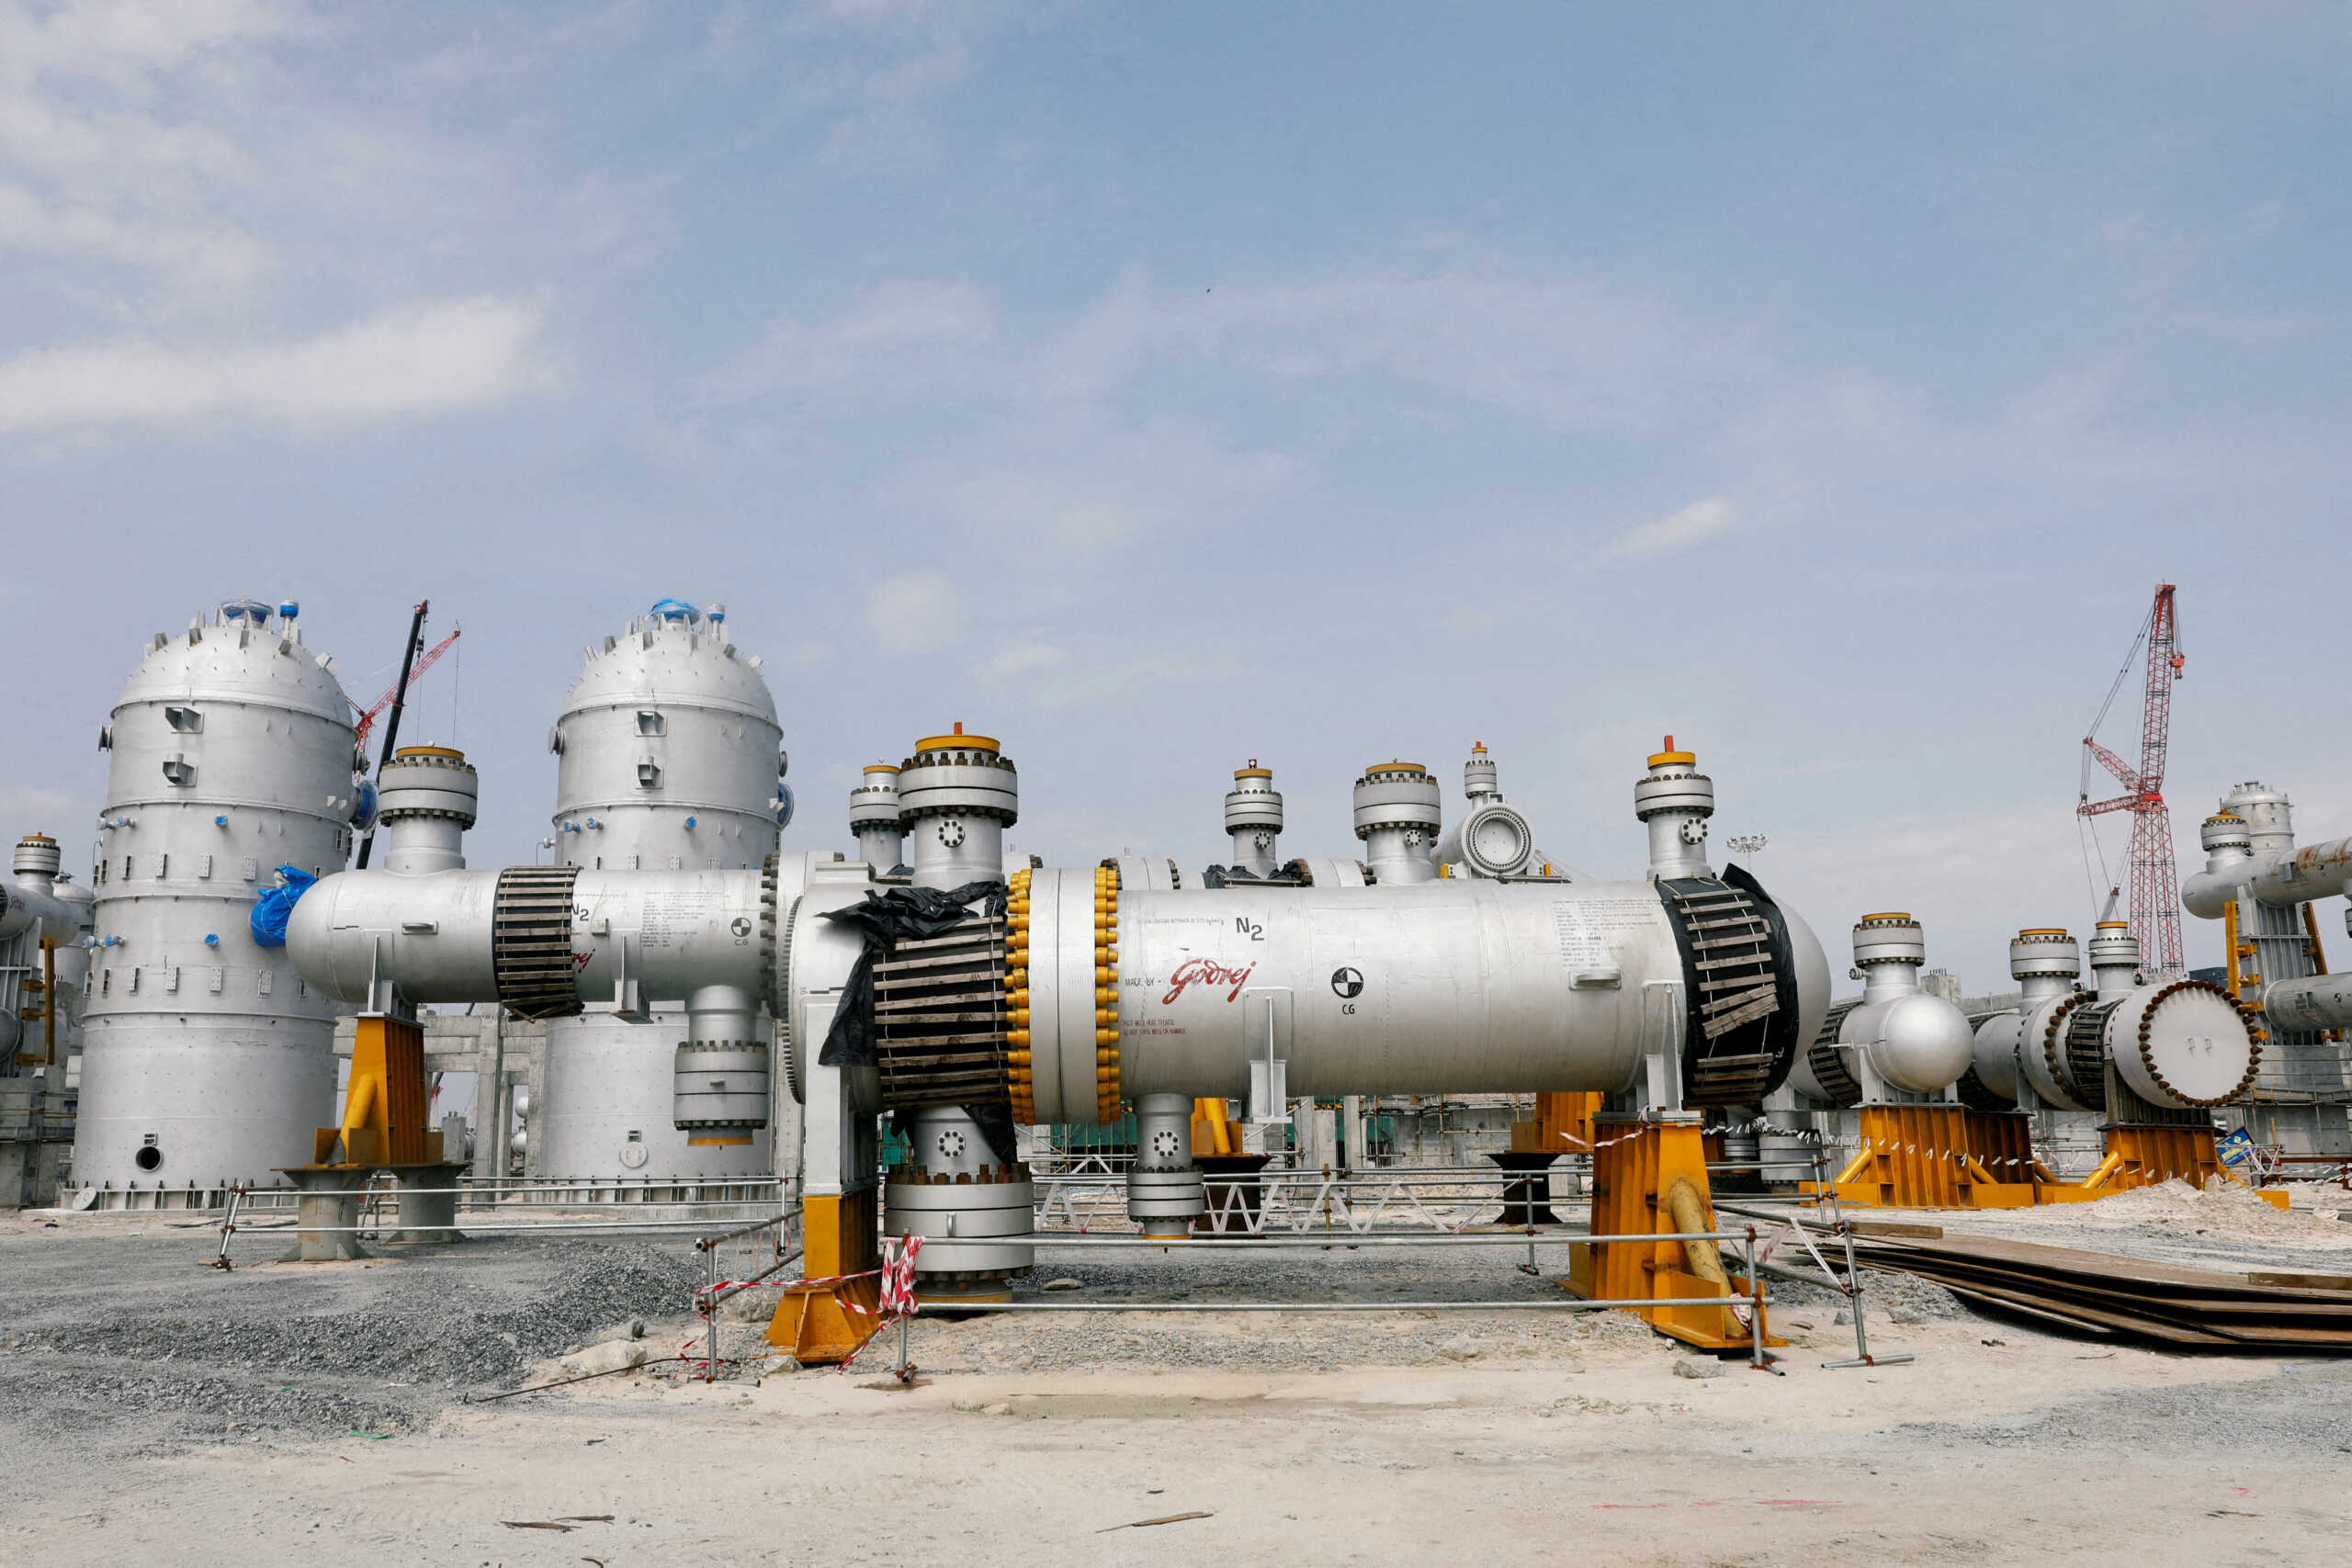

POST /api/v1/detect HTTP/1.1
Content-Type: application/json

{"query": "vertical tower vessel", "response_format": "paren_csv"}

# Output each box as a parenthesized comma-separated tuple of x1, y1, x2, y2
(537, 601, 786, 1185)
(74, 600, 360, 1206)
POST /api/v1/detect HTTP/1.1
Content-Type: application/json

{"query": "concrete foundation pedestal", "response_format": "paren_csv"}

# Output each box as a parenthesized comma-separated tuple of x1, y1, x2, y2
(388, 1162, 470, 1243)
(277, 1167, 373, 1262)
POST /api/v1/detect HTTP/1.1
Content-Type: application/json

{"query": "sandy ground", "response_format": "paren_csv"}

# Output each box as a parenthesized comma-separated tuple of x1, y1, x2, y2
(10, 1316, 2348, 1567)
(6, 1199, 2351, 1566)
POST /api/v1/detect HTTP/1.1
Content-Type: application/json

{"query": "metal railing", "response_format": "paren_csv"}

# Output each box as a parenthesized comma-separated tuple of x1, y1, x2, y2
(79, 1173, 793, 1216)
(206, 1178, 801, 1268)
(692, 1207, 804, 1380)
(1035, 1167, 1566, 1236)
(1706, 1145, 1912, 1370)
(728, 1226, 1781, 1373)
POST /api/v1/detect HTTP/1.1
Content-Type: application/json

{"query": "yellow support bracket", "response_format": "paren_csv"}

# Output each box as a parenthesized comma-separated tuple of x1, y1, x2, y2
(312, 1013, 432, 1167)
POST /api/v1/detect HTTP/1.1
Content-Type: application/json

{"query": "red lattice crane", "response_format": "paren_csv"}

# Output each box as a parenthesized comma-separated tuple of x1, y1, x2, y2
(353, 626, 460, 753)
(2077, 584, 2187, 975)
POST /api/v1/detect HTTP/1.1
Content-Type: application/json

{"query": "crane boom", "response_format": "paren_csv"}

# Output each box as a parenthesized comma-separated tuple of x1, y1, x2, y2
(2075, 584, 2186, 974)
(353, 627, 461, 751)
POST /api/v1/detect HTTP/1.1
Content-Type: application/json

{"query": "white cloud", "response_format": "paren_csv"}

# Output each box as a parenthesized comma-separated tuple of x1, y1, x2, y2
(0, 0, 288, 90)
(0, 297, 549, 433)
(985, 637, 1062, 680)
(1185, 273, 1758, 435)
(0, 0, 288, 196)
(701, 279, 993, 402)
(0, 181, 266, 284)
(1605, 495, 1740, 557)
(864, 570, 963, 655)
(0, 1, 288, 310)
(893, 418, 1300, 557)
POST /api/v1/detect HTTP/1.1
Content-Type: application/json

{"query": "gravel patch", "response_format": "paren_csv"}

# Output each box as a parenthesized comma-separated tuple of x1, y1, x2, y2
(1888, 1359, 2352, 1453)
(0, 1215, 707, 1469)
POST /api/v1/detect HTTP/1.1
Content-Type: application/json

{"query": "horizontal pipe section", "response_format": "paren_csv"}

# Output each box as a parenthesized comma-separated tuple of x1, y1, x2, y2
(2183, 834, 2352, 919)
(288, 865, 765, 1008)
(2259, 972, 2352, 1032)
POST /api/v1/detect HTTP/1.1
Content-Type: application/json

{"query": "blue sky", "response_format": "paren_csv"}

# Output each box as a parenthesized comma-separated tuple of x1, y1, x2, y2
(4, 1, 2346, 990)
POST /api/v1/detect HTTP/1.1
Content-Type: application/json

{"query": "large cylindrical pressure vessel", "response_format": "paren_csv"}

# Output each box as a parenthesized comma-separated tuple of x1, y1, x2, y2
(2259, 972, 2352, 1033)
(9, 834, 96, 1016)
(1012, 874, 1827, 1122)
(2009, 977, 2257, 1112)
(289, 863, 770, 1018)
(2180, 779, 2352, 919)
(540, 602, 782, 1181)
(76, 601, 359, 1203)
(2212, 835, 2352, 913)
(2227, 780, 2294, 852)
(0, 876, 83, 944)
(1122, 880, 1660, 1095)
(2106, 981, 2260, 1109)
(1, 833, 95, 1100)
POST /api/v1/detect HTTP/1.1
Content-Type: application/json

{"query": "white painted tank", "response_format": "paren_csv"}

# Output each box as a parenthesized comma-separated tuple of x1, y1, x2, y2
(74, 601, 359, 1203)
(538, 601, 784, 1183)
(1012, 874, 1832, 1122)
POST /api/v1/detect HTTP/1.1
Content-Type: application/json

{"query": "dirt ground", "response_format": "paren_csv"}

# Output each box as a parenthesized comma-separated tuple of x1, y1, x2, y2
(4, 1201, 2350, 1567)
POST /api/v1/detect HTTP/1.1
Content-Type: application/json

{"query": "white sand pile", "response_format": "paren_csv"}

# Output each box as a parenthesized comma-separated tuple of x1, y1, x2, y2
(1985, 1178, 2348, 1244)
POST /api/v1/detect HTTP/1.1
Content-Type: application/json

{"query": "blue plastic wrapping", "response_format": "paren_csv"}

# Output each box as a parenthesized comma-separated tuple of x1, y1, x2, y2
(249, 865, 319, 948)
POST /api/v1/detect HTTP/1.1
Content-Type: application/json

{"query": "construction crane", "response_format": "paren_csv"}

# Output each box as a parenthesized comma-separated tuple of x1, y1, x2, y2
(352, 603, 458, 871)
(2077, 583, 2187, 975)
(353, 625, 460, 753)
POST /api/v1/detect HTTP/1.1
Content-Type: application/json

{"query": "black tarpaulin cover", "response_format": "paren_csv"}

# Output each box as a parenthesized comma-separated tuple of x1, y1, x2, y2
(816, 880, 1015, 1163)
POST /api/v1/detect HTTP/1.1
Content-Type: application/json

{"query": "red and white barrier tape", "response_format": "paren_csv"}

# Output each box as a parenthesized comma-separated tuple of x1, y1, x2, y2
(840, 1236, 923, 1371)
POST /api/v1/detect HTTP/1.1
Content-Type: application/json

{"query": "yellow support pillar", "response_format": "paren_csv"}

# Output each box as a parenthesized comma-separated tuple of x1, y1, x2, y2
(2035, 1125, 2283, 1206)
(1566, 1121, 1778, 1351)
(1510, 1090, 1600, 1155)
(765, 1189, 884, 1364)
(1820, 1105, 2038, 1210)
(1190, 1096, 1238, 1156)
(314, 1013, 431, 1167)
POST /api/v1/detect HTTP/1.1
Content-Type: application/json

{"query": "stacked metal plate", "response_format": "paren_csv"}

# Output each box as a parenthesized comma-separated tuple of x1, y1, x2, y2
(1849, 1228, 2352, 1349)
